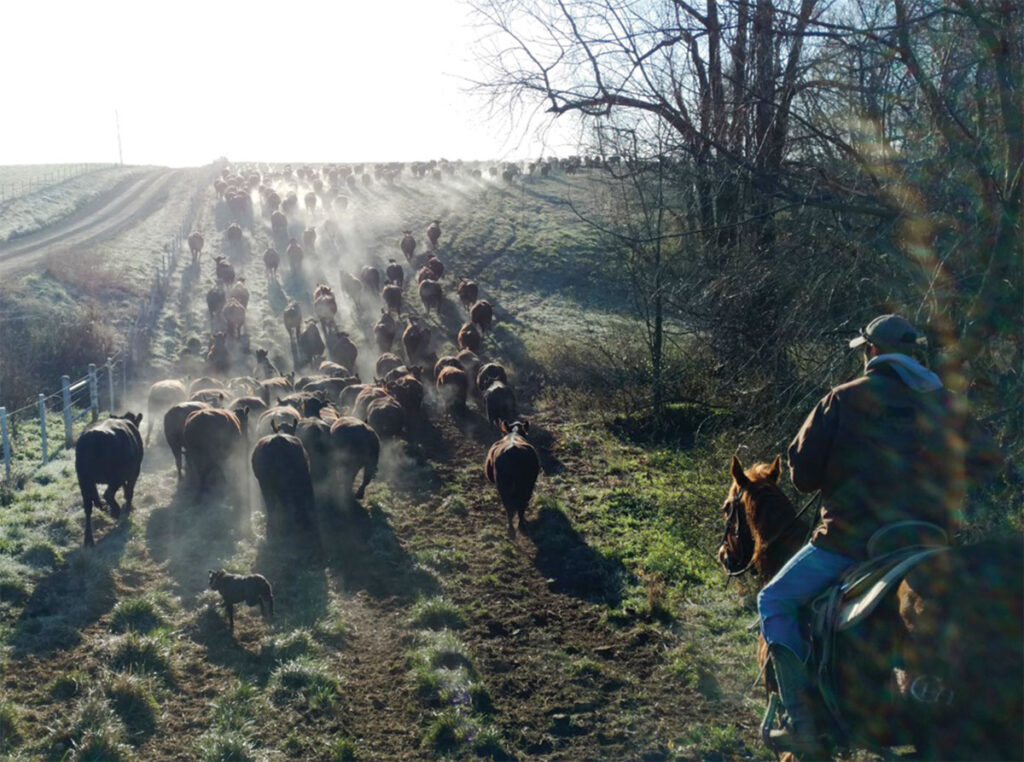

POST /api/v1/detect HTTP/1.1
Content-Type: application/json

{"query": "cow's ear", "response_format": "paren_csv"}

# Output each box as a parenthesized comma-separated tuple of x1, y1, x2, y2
(523, 420, 530, 433)
(768, 455, 782, 483)
(500, 420, 508, 434)
(272, 419, 279, 433)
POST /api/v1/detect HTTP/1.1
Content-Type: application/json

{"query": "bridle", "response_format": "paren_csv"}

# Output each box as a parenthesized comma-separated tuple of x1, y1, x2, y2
(720, 489, 821, 579)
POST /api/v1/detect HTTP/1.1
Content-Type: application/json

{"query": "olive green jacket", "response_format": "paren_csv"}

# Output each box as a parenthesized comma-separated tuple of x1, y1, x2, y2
(788, 363, 999, 559)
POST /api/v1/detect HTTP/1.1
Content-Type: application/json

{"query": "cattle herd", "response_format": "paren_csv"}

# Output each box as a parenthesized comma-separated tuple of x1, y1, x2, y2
(74, 163, 543, 580)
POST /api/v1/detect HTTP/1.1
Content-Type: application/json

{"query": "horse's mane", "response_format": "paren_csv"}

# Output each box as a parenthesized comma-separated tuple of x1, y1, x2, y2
(742, 464, 798, 572)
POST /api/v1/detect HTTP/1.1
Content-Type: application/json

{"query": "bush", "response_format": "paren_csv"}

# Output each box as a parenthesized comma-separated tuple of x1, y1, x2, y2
(105, 673, 158, 738)
(109, 596, 165, 634)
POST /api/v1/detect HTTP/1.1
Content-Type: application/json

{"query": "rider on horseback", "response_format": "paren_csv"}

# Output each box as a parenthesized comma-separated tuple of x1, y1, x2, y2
(759, 314, 1001, 757)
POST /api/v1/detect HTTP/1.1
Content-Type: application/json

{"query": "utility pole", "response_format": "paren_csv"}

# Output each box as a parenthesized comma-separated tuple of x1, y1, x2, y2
(115, 110, 123, 165)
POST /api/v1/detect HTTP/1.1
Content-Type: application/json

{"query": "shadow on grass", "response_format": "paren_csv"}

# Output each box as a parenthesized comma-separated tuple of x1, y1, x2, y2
(523, 506, 625, 606)
(144, 482, 244, 602)
(316, 494, 440, 601)
(10, 522, 130, 655)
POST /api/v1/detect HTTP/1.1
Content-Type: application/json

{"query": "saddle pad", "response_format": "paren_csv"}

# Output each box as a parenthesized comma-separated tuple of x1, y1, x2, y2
(836, 547, 948, 631)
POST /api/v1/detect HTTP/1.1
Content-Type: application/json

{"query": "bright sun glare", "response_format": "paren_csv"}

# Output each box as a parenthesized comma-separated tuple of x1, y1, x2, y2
(1, 0, 578, 166)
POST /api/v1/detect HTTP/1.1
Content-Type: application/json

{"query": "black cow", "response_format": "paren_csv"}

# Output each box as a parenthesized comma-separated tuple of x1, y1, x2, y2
(75, 413, 144, 547)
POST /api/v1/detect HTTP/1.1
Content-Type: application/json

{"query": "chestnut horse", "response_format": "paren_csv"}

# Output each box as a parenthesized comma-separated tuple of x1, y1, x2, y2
(718, 455, 1023, 761)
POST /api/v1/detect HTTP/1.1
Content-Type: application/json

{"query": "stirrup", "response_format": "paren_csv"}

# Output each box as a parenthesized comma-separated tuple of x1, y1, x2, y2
(762, 693, 830, 759)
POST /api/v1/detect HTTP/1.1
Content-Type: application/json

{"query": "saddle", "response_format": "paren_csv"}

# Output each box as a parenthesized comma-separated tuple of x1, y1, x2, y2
(808, 521, 949, 742)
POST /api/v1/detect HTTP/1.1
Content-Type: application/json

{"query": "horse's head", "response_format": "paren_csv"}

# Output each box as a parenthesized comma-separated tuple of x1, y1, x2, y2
(717, 454, 784, 577)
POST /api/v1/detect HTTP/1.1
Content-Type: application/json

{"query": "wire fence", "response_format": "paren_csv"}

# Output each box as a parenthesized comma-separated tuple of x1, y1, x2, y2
(0, 164, 117, 203)
(0, 354, 128, 480)
(0, 167, 214, 486)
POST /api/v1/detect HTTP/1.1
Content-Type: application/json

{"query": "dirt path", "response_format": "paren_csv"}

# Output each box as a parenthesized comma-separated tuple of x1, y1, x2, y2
(0, 168, 184, 278)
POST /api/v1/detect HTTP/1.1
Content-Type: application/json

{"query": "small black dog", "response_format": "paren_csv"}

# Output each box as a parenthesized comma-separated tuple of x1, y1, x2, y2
(208, 569, 274, 633)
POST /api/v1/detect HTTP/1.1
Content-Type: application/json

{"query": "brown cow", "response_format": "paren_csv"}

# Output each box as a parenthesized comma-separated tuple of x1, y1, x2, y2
(313, 284, 338, 334)
(298, 320, 325, 366)
(325, 330, 358, 370)
(271, 210, 287, 233)
(207, 332, 230, 374)
(254, 348, 279, 380)
(188, 232, 204, 264)
(425, 256, 444, 279)
(385, 373, 424, 415)
(164, 401, 210, 478)
(457, 279, 478, 309)
(458, 322, 481, 354)
(229, 278, 249, 308)
(382, 283, 402, 315)
(376, 352, 403, 379)
(435, 365, 468, 411)
(263, 247, 280, 276)
(433, 355, 461, 380)
(470, 300, 493, 333)
(207, 285, 226, 318)
(277, 303, 301, 347)
(360, 266, 381, 294)
(182, 407, 248, 502)
(476, 362, 509, 394)
(418, 279, 442, 315)
(402, 317, 430, 364)
(303, 227, 317, 252)
(485, 420, 541, 534)
(145, 379, 187, 445)
(385, 260, 404, 289)
(215, 255, 236, 286)
(400, 231, 416, 262)
(374, 310, 396, 352)
(222, 299, 246, 339)
(330, 416, 380, 500)
(426, 220, 441, 249)
(286, 239, 304, 271)
(366, 396, 404, 438)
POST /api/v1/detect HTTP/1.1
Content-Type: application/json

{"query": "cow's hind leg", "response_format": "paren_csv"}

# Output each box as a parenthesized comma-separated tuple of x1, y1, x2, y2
(81, 481, 100, 547)
(103, 484, 122, 520)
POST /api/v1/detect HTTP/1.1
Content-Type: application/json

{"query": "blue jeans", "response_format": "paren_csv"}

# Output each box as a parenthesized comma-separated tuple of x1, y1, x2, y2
(758, 543, 854, 661)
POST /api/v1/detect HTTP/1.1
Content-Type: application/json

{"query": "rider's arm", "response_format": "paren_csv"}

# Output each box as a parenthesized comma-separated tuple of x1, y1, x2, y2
(787, 390, 840, 493)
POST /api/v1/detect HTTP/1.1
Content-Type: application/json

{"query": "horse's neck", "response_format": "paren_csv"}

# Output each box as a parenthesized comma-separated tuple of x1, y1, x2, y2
(753, 487, 806, 583)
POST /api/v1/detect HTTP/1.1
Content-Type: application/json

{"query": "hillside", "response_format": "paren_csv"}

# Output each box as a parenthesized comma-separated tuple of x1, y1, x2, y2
(0, 164, 852, 761)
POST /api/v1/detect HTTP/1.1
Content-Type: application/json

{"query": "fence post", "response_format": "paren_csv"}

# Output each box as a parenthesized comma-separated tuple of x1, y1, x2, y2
(89, 363, 99, 421)
(107, 357, 115, 412)
(38, 394, 49, 465)
(62, 375, 73, 448)
(1, 407, 10, 481)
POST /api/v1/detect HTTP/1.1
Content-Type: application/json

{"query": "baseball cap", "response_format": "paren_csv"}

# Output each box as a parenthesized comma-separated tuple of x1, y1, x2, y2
(848, 314, 925, 350)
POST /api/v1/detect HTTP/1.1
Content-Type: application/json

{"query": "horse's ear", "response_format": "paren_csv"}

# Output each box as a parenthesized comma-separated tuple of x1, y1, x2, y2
(731, 455, 750, 487)
(768, 455, 782, 483)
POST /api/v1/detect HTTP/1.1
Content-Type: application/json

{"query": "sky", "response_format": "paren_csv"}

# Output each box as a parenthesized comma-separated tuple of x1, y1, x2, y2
(0, 0, 580, 167)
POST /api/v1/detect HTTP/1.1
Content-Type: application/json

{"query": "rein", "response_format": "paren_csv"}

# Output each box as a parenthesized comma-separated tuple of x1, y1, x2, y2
(723, 490, 821, 579)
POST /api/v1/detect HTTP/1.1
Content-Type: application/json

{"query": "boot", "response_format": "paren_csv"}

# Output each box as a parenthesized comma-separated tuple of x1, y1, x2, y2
(768, 644, 829, 759)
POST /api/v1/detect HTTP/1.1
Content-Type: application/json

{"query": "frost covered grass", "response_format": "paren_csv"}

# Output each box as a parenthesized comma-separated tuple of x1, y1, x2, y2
(0, 165, 140, 243)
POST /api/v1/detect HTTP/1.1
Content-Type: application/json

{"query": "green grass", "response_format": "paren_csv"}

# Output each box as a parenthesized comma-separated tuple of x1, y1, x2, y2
(195, 728, 260, 762)
(105, 673, 159, 738)
(409, 596, 468, 631)
(268, 656, 340, 711)
(49, 670, 91, 700)
(51, 691, 132, 762)
(327, 736, 359, 761)
(108, 633, 174, 682)
(109, 595, 167, 634)
(0, 700, 22, 752)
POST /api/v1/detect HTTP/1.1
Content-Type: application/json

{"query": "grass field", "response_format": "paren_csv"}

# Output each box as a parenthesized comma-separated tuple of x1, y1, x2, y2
(0, 166, 931, 761)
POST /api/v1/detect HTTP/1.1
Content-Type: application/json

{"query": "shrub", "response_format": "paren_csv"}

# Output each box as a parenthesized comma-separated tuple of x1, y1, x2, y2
(195, 728, 259, 762)
(0, 700, 22, 751)
(268, 657, 339, 709)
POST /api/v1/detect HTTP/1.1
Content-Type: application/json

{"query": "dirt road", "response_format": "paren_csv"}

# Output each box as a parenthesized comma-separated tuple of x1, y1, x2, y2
(0, 168, 184, 278)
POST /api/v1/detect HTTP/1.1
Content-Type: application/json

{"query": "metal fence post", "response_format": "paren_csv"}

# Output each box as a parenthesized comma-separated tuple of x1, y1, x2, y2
(62, 376, 73, 448)
(38, 394, 49, 465)
(107, 357, 115, 411)
(1, 407, 10, 481)
(89, 363, 99, 421)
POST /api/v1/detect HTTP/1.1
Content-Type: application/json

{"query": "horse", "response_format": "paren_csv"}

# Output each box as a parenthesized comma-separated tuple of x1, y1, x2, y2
(717, 455, 1023, 761)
